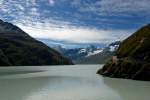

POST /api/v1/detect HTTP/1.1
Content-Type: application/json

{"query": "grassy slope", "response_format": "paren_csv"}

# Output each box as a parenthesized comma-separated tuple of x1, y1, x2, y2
(0, 20, 73, 66)
(98, 24, 150, 81)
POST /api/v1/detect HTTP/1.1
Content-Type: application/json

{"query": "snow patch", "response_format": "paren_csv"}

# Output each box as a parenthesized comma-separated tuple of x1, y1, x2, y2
(86, 49, 103, 57)
(78, 49, 87, 54)
(109, 45, 119, 52)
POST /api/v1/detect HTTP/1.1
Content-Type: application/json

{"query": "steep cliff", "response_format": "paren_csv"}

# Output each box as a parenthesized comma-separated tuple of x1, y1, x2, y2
(97, 24, 150, 81)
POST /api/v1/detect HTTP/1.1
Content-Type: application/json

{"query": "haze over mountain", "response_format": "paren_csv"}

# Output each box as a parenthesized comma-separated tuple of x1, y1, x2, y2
(39, 41, 119, 64)
(0, 19, 73, 66)
(53, 45, 103, 63)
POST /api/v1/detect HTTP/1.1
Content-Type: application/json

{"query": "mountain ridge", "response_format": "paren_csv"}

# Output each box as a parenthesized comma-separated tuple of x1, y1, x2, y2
(0, 19, 73, 66)
(97, 24, 150, 81)
(76, 41, 120, 64)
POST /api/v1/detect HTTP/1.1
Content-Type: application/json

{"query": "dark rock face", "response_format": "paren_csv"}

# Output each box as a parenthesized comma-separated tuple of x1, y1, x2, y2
(97, 24, 150, 81)
(0, 19, 73, 66)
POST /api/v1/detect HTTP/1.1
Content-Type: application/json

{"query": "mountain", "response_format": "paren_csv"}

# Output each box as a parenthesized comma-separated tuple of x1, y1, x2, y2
(52, 45, 102, 63)
(51, 42, 120, 64)
(53, 45, 100, 63)
(38, 38, 106, 49)
(0, 19, 73, 66)
(75, 41, 120, 64)
(97, 24, 150, 81)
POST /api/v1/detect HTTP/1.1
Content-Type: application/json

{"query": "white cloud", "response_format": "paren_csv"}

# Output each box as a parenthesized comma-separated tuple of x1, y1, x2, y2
(0, 0, 143, 44)
(48, 0, 55, 6)
(100, 0, 150, 13)
(0, 0, 3, 5)
(78, 0, 150, 17)
(71, 0, 81, 7)
(30, 8, 40, 16)
(17, 23, 132, 43)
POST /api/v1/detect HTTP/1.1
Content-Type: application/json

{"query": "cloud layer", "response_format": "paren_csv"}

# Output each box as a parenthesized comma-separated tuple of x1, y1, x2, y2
(18, 24, 131, 43)
(0, 0, 149, 43)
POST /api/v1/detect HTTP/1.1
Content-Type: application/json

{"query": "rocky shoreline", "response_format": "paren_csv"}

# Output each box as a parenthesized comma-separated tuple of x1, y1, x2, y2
(97, 24, 150, 81)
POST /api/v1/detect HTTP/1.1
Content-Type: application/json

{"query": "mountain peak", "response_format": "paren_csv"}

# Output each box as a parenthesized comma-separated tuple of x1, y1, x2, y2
(0, 19, 73, 66)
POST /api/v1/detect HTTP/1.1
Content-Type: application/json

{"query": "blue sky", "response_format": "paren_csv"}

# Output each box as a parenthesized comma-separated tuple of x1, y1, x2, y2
(0, 0, 150, 44)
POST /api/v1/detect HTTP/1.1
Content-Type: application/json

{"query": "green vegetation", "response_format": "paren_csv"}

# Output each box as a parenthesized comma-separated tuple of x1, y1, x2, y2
(98, 24, 150, 81)
(117, 24, 150, 58)
(0, 19, 73, 66)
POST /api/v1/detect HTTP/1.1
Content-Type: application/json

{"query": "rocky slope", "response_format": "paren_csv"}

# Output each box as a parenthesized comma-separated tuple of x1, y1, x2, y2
(76, 41, 120, 64)
(97, 24, 150, 81)
(51, 41, 120, 64)
(0, 19, 73, 66)
(53, 45, 102, 63)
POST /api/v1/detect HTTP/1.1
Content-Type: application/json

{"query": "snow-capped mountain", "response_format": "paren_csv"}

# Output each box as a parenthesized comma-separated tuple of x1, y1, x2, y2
(108, 41, 120, 52)
(75, 41, 121, 64)
(86, 49, 103, 57)
(53, 45, 103, 62)
(50, 41, 120, 64)
(40, 38, 121, 64)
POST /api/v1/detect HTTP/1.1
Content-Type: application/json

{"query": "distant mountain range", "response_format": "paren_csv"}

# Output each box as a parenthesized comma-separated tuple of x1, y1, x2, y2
(47, 41, 120, 64)
(38, 38, 106, 49)
(98, 24, 150, 81)
(0, 19, 73, 66)
(53, 45, 102, 63)
(76, 41, 120, 64)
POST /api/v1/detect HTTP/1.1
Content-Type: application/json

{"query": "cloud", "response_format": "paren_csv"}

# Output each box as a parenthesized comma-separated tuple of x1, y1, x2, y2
(0, 0, 149, 30)
(30, 8, 40, 16)
(48, 0, 55, 6)
(0, 0, 147, 44)
(17, 23, 132, 44)
(78, 0, 150, 16)
(75, 0, 150, 28)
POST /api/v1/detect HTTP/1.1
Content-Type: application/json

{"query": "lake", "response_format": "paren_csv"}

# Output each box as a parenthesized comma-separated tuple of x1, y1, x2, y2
(0, 65, 149, 100)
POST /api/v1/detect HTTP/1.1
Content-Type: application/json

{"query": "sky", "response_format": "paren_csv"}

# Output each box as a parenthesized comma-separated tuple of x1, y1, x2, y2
(0, 0, 150, 44)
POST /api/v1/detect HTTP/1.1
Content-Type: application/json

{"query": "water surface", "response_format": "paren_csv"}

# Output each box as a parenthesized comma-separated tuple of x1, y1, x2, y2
(0, 65, 149, 100)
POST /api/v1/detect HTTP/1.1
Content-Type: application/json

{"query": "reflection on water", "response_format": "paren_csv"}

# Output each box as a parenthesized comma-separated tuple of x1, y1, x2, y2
(0, 71, 44, 76)
(103, 77, 150, 100)
(0, 65, 149, 100)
